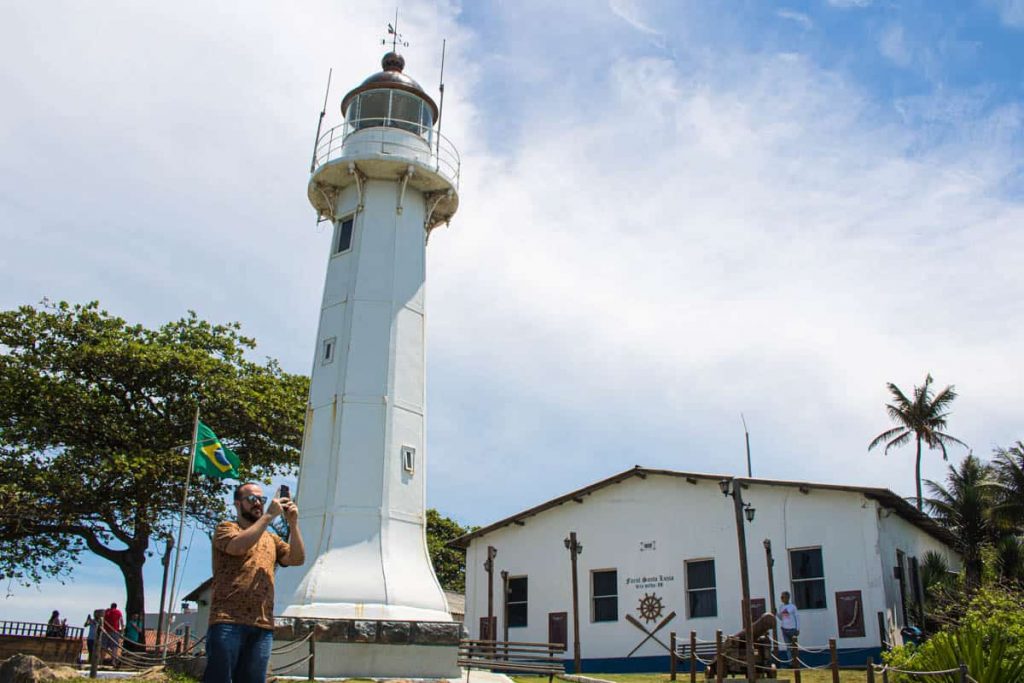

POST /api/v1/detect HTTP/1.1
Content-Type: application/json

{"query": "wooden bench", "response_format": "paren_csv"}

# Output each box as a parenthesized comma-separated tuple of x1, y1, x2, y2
(458, 639, 566, 682)
(671, 632, 777, 680)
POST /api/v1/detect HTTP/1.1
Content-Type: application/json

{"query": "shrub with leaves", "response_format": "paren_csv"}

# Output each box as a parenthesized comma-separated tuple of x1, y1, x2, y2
(884, 586, 1024, 683)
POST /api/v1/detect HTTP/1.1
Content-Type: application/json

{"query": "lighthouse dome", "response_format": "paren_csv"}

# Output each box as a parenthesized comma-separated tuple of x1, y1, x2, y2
(341, 52, 439, 131)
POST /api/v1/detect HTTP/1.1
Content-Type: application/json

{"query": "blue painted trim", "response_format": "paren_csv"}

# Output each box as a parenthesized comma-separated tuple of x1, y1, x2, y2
(561, 647, 885, 673)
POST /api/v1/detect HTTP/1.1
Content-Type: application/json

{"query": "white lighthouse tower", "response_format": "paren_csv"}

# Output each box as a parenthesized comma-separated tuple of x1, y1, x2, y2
(273, 49, 460, 677)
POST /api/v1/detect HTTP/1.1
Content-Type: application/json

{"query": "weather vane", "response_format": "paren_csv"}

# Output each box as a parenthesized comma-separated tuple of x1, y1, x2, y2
(382, 10, 409, 51)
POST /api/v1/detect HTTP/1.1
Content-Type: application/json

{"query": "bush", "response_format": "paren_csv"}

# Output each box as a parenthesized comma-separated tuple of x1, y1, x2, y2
(884, 586, 1024, 683)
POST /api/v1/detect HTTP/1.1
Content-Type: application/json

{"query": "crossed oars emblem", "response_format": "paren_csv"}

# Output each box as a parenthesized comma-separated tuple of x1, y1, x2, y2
(625, 611, 677, 657)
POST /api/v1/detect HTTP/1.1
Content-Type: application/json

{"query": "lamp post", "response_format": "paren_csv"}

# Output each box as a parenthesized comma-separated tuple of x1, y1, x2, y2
(484, 546, 497, 641)
(564, 532, 583, 674)
(720, 478, 756, 683)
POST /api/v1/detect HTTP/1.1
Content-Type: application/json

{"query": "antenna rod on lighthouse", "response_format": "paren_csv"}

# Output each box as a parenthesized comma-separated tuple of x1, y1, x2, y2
(310, 68, 333, 173)
(436, 39, 447, 157)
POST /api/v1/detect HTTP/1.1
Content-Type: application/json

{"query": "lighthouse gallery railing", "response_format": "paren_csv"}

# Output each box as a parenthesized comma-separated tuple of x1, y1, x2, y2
(313, 117, 460, 190)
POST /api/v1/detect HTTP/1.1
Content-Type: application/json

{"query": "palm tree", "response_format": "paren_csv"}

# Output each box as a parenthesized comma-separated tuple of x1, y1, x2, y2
(990, 441, 1024, 531)
(868, 374, 967, 510)
(924, 455, 993, 588)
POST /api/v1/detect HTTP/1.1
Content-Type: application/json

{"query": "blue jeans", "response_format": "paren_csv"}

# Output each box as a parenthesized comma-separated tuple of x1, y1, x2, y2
(204, 623, 273, 683)
(781, 627, 799, 666)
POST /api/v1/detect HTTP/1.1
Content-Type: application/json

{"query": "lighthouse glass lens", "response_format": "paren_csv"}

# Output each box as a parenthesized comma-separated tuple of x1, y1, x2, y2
(391, 92, 424, 135)
(354, 90, 390, 130)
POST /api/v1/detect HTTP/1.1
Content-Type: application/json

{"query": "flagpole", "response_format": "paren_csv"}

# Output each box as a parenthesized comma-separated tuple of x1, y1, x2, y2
(163, 404, 200, 657)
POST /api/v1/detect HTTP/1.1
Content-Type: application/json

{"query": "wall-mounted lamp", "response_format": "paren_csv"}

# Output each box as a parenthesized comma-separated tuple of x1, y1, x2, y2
(744, 503, 756, 523)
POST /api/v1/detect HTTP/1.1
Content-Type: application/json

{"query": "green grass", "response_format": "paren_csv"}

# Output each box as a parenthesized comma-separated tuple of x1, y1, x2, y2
(513, 671, 866, 683)
(62, 673, 198, 683)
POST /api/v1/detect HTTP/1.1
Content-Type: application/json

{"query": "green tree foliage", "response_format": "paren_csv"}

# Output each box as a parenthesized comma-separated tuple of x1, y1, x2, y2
(0, 301, 308, 616)
(868, 374, 967, 510)
(426, 508, 473, 592)
(992, 441, 1024, 529)
(925, 455, 995, 588)
(886, 586, 1024, 683)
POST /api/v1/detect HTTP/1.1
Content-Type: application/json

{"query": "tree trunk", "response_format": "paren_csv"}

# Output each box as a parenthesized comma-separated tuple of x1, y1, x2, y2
(915, 436, 923, 510)
(117, 535, 149, 619)
(966, 557, 982, 590)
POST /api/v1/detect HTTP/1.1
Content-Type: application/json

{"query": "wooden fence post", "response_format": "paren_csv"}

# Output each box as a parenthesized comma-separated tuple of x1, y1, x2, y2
(670, 631, 677, 681)
(959, 663, 968, 683)
(882, 664, 889, 683)
(792, 634, 801, 683)
(715, 630, 724, 683)
(183, 626, 191, 654)
(88, 627, 100, 679)
(308, 628, 317, 681)
(830, 638, 839, 683)
(690, 631, 697, 683)
(867, 657, 875, 683)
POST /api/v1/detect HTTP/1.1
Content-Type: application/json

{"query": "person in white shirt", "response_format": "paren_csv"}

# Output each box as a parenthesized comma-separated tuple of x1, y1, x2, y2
(777, 591, 800, 667)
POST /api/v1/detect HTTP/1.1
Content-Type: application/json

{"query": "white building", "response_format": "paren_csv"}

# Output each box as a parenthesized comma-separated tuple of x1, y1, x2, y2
(456, 467, 957, 672)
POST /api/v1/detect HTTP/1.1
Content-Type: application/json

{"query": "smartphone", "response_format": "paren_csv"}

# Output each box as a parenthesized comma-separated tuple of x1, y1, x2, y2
(279, 484, 290, 500)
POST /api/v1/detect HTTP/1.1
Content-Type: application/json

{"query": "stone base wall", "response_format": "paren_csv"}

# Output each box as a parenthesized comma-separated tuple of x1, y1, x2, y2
(273, 618, 460, 646)
(0, 635, 82, 665)
(271, 618, 461, 678)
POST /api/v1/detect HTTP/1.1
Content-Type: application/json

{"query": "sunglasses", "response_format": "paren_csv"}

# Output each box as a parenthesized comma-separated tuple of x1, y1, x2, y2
(240, 494, 267, 505)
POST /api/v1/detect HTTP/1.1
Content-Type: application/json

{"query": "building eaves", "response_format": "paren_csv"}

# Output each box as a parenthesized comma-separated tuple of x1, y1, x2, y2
(182, 577, 213, 603)
(449, 466, 956, 549)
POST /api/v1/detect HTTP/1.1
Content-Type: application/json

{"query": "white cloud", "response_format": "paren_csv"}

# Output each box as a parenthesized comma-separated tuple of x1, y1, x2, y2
(827, 0, 873, 7)
(879, 24, 912, 67)
(988, 0, 1024, 27)
(1, 0, 1022, 597)
(777, 9, 814, 30)
(608, 0, 662, 36)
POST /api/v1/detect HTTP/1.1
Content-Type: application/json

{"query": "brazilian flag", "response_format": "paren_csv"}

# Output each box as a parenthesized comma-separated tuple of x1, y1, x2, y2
(193, 421, 240, 479)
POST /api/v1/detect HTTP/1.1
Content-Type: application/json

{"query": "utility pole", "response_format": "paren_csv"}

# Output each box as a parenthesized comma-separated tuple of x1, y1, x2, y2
(500, 570, 510, 644)
(155, 534, 174, 649)
(565, 532, 583, 674)
(484, 546, 497, 641)
(764, 539, 779, 661)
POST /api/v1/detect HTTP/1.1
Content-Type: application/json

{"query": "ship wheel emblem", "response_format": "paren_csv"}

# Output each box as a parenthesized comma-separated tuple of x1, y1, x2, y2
(637, 592, 664, 623)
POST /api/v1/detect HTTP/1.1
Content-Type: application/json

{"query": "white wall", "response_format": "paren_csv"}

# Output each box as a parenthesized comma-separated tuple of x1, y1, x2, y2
(465, 474, 954, 661)
(876, 510, 958, 644)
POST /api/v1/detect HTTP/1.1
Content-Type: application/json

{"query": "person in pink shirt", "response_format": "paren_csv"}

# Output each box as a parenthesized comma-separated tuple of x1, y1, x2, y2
(102, 602, 124, 665)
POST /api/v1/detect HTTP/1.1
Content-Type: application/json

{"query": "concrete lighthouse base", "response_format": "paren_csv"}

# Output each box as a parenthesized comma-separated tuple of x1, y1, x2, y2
(272, 618, 461, 679)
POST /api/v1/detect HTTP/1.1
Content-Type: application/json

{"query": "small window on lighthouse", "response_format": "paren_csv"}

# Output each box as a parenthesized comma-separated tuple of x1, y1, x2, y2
(322, 337, 336, 365)
(336, 216, 355, 254)
(401, 446, 416, 474)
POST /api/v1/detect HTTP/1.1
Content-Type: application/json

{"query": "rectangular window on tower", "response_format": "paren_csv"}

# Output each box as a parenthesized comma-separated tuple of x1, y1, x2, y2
(321, 337, 336, 365)
(401, 446, 415, 474)
(335, 215, 355, 254)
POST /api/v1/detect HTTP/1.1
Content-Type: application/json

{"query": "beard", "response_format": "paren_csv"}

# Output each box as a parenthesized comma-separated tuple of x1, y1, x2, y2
(240, 507, 262, 524)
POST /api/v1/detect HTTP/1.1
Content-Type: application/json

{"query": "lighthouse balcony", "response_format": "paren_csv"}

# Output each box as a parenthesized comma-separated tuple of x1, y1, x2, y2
(309, 116, 460, 228)
(313, 118, 460, 190)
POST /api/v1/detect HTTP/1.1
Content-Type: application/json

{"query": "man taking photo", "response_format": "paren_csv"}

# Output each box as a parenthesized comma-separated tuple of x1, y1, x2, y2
(204, 483, 305, 683)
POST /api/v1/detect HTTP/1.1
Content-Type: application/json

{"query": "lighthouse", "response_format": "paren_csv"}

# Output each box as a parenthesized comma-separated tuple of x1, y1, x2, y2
(273, 49, 460, 677)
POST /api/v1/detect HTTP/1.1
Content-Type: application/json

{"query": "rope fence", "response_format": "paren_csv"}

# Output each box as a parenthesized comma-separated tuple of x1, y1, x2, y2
(84, 621, 206, 678)
(267, 629, 317, 680)
(667, 630, 974, 683)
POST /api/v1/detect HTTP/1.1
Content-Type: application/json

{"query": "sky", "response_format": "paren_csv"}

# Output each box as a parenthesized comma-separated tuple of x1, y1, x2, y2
(1, 0, 1022, 623)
